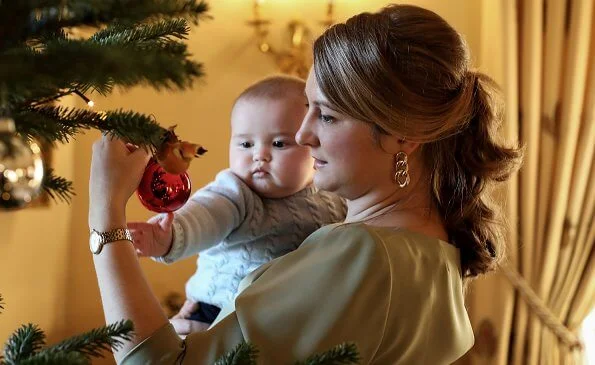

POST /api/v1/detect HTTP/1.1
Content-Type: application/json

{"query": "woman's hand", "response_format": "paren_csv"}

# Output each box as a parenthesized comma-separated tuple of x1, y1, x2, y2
(89, 136, 151, 231)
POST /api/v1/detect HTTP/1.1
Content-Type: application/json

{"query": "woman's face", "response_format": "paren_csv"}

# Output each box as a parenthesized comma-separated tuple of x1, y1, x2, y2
(296, 70, 395, 200)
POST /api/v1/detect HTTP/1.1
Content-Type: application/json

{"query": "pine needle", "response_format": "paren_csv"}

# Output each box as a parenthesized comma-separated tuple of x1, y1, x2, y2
(19, 351, 88, 365)
(295, 343, 361, 365)
(43, 168, 75, 203)
(3, 324, 46, 364)
(214, 342, 259, 365)
(39, 320, 134, 360)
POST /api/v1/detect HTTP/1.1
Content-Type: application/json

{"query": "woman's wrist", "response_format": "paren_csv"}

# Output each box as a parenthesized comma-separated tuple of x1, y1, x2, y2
(89, 203, 127, 232)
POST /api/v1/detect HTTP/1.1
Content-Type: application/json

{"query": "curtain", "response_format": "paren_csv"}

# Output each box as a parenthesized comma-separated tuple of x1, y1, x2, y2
(464, 0, 595, 364)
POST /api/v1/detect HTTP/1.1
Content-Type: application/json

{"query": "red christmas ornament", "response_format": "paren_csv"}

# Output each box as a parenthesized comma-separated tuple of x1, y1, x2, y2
(137, 158, 191, 213)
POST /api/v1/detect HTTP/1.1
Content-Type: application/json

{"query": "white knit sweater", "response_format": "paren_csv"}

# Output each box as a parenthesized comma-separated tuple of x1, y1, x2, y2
(152, 169, 346, 309)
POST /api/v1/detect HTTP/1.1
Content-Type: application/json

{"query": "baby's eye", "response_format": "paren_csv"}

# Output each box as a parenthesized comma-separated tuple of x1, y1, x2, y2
(240, 142, 253, 148)
(272, 140, 286, 148)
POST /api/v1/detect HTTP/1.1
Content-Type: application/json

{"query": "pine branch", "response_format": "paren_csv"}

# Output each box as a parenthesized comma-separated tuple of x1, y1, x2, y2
(295, 343, 360, 365)
(1, 1, 209, 205)
(14, 106, 96, 144)
(43, 168, 75, 203)
(27, 89, 75, 108)
(64, 0, 210, 25)
(79, 35, 196, 96)
(39, 320, 134, 360)
(90, 18, 190, 45)
(0, 0, 209, 48)
(19, 352, 88, 365)
(27, 29, 69, 49)
(2, 39, 203, 103)
(12, 19, 194, 104)
(15, 105, 168, 148)
(213, 342, 258, 365)
(0, 295, 134, 365)
(100, 109, 168, 149)
(3, 324, 46, 365)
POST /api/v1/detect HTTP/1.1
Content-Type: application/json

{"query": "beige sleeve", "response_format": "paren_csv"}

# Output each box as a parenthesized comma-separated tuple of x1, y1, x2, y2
(121, 316, 246, 364)
(122, 225, 391, 364)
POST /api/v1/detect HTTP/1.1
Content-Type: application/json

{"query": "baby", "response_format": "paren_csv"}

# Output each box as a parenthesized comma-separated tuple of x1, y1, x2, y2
(129, 75, 346, 333)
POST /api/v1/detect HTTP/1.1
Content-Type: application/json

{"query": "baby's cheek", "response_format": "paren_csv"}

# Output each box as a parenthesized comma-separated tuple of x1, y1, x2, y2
(229, 163, 250, 182)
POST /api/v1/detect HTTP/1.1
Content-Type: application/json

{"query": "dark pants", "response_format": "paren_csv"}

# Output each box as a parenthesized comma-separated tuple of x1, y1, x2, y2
(188, 301, 221, 324)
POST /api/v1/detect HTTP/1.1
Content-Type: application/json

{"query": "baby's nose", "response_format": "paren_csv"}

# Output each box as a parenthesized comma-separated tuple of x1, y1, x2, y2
(253, 147, 271, 162)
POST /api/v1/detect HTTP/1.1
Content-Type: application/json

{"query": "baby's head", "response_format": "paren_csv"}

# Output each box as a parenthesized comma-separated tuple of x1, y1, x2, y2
(229, 75, 313, 199)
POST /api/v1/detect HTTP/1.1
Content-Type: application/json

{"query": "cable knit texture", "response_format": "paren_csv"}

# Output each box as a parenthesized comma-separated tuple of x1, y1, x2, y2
(151, 169, 346, 309)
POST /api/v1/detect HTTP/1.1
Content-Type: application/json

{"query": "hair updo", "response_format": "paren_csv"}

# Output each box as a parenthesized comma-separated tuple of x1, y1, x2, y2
(313, 4, 523, 278)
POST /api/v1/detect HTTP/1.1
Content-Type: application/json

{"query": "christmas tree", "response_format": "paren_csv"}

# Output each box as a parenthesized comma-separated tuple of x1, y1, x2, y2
(0, 0, 200, 363)
(0, 2, 362, 363)
(0, 0, 209, 209)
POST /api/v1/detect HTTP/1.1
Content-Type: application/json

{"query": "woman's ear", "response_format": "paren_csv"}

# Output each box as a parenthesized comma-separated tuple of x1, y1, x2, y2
(379, 134, 421, 155)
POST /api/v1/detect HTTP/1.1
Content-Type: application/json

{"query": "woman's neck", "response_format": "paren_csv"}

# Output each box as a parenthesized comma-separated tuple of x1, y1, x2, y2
(344, 184, 448, 242)
(345, 190, 430, 223)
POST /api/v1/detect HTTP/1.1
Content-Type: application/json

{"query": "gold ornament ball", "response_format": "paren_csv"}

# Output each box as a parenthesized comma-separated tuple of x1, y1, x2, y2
(0, 135, 45, 209)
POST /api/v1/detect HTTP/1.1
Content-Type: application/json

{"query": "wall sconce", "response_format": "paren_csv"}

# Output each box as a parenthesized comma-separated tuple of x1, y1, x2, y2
(247, 0, 335, 78)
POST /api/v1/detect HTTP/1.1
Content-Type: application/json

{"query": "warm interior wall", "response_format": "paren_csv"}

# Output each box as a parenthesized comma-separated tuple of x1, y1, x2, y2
(1, 1, 484, 363)
(0, 134, 74, 344)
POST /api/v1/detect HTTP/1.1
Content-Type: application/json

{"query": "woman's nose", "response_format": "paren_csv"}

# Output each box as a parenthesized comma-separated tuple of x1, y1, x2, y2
(296, 117, 318, 147)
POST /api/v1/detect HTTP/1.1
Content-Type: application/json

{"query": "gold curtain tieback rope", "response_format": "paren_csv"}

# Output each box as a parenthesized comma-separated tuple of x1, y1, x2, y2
(498, 262, 584, 350)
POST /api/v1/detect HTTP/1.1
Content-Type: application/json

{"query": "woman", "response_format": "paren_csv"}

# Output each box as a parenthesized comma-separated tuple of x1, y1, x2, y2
(89, 4, 522, 364)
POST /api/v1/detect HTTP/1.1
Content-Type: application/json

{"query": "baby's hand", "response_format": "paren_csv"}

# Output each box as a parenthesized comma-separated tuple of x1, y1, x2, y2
(127, 212, 174, 257)
(169, 300, 209, 335)
(170, 318, 210, 335)
(171, 300, 198, 319)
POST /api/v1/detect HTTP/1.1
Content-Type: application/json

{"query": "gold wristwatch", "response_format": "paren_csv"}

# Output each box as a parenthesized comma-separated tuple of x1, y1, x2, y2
(89, 228, 133, 254)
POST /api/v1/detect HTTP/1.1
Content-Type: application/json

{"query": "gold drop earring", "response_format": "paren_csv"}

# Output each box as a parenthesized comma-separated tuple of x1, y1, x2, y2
(394, 151, 410, 188)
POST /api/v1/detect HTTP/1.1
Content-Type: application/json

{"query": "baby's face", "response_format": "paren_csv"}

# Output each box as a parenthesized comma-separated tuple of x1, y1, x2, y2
(229, 96, 313, 198)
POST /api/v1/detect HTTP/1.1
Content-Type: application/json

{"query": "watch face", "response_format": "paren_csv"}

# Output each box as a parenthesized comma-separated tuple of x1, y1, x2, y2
(90, 233, 102, 254)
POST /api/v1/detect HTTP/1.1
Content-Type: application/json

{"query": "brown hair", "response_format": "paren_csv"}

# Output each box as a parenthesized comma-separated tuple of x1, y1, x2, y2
(313, 4, 523, 278)
(234, 74, 305, 106)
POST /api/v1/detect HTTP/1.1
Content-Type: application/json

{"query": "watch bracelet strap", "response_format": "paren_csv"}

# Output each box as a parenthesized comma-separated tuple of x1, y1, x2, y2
(98, 228, 133, 244)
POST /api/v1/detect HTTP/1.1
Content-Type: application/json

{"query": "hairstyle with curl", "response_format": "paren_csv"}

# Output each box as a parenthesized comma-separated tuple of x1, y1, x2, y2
(313, 4, 523, 278)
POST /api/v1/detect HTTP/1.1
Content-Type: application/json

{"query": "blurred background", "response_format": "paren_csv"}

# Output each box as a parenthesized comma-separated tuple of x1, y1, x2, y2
(0, 1, 592, 364)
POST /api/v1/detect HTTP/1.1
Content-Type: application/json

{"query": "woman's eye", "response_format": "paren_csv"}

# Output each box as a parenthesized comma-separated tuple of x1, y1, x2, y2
(320, 114, 335, 123)
(272, 140, 285, 148)
(241, 142, 252, 148)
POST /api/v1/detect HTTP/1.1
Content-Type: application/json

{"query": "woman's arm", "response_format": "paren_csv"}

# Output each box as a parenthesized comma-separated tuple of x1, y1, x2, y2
(92, 238, 169, 363)
(88, 137, 169, 362)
